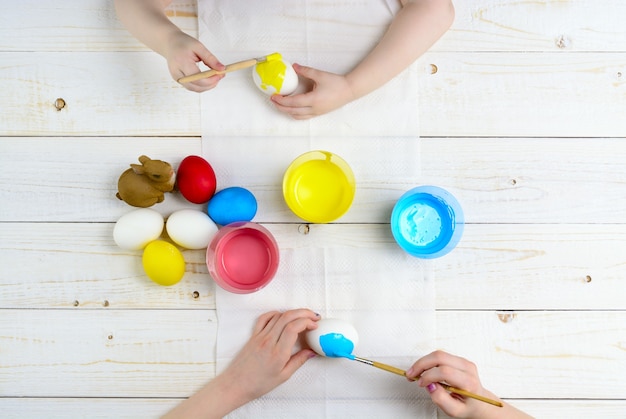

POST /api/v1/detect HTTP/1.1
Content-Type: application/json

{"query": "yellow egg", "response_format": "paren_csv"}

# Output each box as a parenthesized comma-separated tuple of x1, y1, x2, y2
(142, 240, 185, 286)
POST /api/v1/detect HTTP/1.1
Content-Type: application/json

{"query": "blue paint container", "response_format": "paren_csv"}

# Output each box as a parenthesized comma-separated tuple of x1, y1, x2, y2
(391, 186, 464, 259)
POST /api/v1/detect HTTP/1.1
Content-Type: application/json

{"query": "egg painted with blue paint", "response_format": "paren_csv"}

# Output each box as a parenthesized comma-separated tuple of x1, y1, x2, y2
(207, 186, 257, 226)
(305, 318, 359, 359)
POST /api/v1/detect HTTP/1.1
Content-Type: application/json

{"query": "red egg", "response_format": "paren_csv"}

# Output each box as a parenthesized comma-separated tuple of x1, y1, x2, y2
(176, 155, 217, 204)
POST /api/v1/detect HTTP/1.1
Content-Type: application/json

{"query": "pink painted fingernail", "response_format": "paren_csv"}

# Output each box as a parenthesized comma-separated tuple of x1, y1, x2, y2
(427, 383, 437, 393)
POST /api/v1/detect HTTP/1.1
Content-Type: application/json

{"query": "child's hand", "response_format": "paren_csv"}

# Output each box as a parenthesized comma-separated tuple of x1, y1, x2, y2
(164, 31, 225, 93)
(271, 64, 356, 119)
(406, 350, 502, 419)
(218, 309, 320, 403)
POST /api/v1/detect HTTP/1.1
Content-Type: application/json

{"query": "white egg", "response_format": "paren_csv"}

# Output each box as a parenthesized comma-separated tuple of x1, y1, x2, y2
(252, 57, 299, 96)
(305, 318, 359, 357)
(166, 209, 218, 250)
(113, 208, 164, 250)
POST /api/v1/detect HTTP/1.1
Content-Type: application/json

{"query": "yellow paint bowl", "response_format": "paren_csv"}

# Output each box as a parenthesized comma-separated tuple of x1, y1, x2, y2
(283, 150, 356, 223)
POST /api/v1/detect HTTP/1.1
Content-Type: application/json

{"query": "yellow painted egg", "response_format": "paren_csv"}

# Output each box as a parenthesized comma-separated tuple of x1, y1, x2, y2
(142, 240, 185, 286)
(252, 53, 298, 96)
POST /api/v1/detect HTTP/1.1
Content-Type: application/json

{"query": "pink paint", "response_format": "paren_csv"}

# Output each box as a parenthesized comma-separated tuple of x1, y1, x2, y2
(207, 222, 279, 294)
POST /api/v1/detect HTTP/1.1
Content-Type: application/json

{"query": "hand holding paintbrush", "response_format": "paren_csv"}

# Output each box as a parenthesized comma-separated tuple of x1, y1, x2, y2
(351, 354, 503, 407)
(178, 52, 281, 84)
(304, 320, 538, 418)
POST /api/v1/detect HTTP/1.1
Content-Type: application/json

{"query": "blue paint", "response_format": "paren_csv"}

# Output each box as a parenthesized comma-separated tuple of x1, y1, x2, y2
(391, 186, 464, 259)
(319, 333, 355, 359)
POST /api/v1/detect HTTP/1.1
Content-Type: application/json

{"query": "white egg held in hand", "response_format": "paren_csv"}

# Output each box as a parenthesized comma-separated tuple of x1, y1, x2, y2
(305, 318, 359, 358)
(113, 208, 164, 250)
(252, 53, 298, 96)
(166, 209, 218, 250)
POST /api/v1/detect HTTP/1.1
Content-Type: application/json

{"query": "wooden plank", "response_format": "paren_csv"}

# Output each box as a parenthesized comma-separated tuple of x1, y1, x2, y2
(3, 51, 624, 137)
(0, 137, 203, 222)
(3, 137, 625, 224)
(437, 310, 626, 400)
(420, 137, 626, 224)
(5, 1, 626, 54)
(0, 309, 217, 398)
(418, 52, 626, 137)
(2, 310, 623, 400)
(4, 51, 625, 138)
(0, 398, 180, 419)
(2, 223, 624, 311)
(2, 398, 625, 419)
(439, 400, 626, 419)
(0, 53, 199, 136)
(0, 0, 198, 52)
(437, 224, 626, 310)
(0, 223, 215, 310)
(439, 0, 626, 52)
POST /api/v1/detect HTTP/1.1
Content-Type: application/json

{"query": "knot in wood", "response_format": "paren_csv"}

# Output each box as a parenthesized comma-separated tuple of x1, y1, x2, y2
(54, 98, 66, 111)
(497, 311, 516, 323)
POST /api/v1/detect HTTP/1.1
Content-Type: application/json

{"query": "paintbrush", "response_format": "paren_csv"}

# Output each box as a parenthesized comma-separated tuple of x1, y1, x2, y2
(346, 354, 503, 408)
(177, 52, 281, 84)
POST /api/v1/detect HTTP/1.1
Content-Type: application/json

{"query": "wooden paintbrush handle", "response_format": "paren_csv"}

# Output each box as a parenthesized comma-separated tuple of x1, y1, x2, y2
(361, 357, 503, 408)
(177, 58, 258, 83)
(440, 384, 504, 407)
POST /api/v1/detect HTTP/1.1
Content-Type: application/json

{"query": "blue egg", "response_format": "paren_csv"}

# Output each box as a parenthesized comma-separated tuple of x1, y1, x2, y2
(207, 187, 257, 226)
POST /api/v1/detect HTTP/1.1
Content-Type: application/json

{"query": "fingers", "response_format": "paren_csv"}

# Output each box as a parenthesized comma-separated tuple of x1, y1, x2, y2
(292, 63, 318, 81)
(269, 63, 318, 119)
(271, 92, 311, 109)
(170, 38, 225, 93)
(256, 309, 320, 342)
(426, 383, 467, 418)
(253, 311, 281, 335)
(406, 350, 487, 417)
(195, 45, 225, 73)
(406, 350, 473, 381)
(282, 348, 317, 378)
(270, 309, 320, 342)
(180, 74, 224, 93)
(419, 364, 479, 392)
(271, 95, 315, 120)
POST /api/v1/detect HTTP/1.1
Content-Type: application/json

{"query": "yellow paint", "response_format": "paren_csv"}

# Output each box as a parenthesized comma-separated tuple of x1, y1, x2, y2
(283, 151, 356, 223)
(255, 53, 287, 93)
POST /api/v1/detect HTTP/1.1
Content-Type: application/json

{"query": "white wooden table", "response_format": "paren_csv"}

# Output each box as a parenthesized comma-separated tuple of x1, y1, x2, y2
(1, 1, 626, 417)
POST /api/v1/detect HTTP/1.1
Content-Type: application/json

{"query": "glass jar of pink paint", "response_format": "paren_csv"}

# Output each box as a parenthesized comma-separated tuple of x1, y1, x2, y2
(206, 222, 279, 293)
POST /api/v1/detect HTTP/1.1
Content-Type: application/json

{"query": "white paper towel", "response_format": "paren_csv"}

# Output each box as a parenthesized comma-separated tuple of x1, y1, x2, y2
(198, 0, 418, 138)
(198, 1, 436, 417)
(214, 225, 435, 418)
